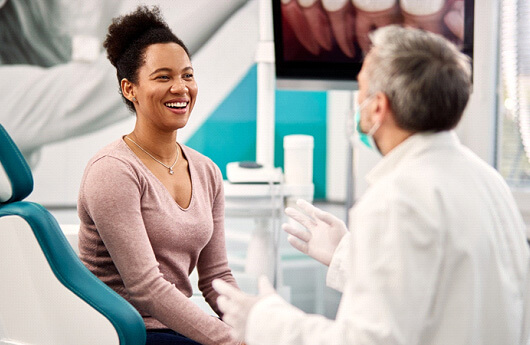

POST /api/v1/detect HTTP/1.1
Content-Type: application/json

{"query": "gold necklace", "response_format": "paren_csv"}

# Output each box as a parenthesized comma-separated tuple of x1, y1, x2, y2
(126, 136, 179, 175)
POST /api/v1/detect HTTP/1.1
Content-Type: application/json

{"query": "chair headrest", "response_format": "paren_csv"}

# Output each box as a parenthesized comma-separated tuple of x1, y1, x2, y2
(0, 125, 33, 204)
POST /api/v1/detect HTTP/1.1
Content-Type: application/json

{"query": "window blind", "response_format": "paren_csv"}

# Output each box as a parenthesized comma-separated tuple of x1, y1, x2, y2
(501, 0, 530, 163)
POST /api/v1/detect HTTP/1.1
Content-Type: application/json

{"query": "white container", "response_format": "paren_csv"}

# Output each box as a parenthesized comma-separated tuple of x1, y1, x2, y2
(283, 135, 314, 185)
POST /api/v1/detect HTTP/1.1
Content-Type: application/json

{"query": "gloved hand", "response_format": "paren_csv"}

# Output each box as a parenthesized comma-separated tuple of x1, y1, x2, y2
(213, 276, 276, 342)
(282, 199, 347, 266)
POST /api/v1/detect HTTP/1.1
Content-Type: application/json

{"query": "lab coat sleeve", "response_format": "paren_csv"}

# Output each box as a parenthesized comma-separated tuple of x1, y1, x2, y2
(246, 294, 341, 345)
(244, 184, 444, 345)
(524, 266, 530, 345)
(326, 232, 351, 292)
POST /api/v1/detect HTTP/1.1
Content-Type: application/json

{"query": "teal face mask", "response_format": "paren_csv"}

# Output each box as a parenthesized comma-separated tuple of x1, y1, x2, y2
(352, 97, 381, 152)
(355, 107, 375, 149)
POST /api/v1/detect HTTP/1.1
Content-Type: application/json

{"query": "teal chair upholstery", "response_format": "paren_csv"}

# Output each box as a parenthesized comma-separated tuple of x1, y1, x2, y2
(0, 124, 146, 345)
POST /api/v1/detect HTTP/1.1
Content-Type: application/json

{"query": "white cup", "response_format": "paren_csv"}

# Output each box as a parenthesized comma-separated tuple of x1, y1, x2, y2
(283, 135, 314, 185)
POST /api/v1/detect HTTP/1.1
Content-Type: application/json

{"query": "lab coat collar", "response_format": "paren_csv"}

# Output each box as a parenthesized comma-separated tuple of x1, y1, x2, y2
(366, 130, 461, 185)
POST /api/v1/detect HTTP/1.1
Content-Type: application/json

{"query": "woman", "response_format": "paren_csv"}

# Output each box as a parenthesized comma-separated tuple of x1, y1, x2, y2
(77, 6, 242, 345)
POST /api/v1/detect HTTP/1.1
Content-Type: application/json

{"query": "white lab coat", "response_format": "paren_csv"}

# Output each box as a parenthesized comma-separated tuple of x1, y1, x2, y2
(246, 131, 530, 345)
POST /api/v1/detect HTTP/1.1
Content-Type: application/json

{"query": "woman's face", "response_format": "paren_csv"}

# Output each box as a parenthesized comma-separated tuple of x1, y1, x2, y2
(131, 42, 198, 132)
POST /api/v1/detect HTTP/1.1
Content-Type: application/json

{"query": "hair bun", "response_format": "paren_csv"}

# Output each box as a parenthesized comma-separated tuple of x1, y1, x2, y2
(103, 5, 170, 68)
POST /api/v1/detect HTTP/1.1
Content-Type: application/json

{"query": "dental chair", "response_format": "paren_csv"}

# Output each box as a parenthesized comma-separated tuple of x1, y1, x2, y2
(0, 125, 146, 345)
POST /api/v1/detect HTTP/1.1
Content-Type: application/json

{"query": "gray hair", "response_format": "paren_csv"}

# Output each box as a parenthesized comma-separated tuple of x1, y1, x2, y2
(366, 25, 472, 132)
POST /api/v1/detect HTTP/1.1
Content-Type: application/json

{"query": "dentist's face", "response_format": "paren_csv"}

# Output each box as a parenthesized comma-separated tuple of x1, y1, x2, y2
(132, 42, 198, 132)
(356, 51, 374, 133)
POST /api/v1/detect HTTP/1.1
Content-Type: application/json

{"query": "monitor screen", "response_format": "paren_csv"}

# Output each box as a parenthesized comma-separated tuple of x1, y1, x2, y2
(272, 0, 474, 90)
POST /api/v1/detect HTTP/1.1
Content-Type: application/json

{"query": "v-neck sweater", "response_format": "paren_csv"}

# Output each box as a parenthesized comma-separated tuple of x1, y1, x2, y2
(78, 138, 239, 345)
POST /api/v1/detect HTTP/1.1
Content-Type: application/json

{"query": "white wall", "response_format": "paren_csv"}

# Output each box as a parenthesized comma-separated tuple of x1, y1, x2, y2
(456, 0, 499, 166)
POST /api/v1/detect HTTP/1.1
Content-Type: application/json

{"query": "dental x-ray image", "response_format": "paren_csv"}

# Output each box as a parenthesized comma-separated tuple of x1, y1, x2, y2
(273, 0, 473, 84)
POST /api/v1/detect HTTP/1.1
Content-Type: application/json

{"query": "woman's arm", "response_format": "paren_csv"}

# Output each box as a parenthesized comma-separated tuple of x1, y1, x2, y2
(197, 164, 238, 315)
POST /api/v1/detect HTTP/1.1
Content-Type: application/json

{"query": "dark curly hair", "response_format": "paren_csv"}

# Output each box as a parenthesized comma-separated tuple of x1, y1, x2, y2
(103, 6, 190, 113)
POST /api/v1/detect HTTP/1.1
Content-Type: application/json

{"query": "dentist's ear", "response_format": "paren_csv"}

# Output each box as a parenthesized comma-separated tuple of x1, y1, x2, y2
(372, 92, 391, 123)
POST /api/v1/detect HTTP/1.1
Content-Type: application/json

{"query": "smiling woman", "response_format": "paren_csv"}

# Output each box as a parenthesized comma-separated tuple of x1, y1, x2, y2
(77, 5, 242, 345)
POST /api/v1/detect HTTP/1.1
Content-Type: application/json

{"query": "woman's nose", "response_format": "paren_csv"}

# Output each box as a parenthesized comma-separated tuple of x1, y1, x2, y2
(170, 81, 188, 94)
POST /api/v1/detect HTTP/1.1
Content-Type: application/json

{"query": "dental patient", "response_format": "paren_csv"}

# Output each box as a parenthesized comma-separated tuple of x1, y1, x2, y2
(77, 5, 243, 345)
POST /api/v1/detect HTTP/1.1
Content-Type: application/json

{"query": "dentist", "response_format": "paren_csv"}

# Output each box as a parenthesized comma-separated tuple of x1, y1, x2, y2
(214, 25, 530, 345)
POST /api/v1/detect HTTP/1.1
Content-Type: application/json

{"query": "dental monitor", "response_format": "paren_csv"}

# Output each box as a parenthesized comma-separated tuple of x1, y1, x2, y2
(272, 0, 474, 91)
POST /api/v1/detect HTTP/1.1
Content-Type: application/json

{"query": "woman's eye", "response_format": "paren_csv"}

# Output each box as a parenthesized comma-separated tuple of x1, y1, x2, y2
(156, 75, 170, 80)
(184, 73, 194, 79)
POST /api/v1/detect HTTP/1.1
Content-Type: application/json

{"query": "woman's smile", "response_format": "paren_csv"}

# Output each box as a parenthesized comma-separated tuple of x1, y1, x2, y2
(164, 98, 190, 114)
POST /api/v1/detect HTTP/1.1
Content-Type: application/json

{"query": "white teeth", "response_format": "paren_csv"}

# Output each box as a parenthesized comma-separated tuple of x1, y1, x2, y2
(165, 102, 187, 108)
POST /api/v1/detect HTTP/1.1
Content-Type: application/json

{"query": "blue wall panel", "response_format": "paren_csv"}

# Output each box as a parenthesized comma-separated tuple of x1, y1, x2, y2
(275, 90, 327, 199)
(186, 64, 327, 199)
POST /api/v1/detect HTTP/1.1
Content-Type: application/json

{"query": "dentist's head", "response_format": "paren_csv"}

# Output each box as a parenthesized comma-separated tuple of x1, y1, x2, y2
(355, 25, 472, 155)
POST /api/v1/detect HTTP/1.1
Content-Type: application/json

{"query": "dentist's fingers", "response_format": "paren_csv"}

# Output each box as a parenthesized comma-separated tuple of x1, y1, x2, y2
(282, 0, 321, 55)
(298, 0, 333, 51)
(285, 206, 317, 228)
(295, 198, 320, 216)
(287, 234, 310, 254)
(282, 222, 312, 242)
(216, 294, 246, 340)
(294, 198, 340, 227)
(213, 278, 242, 299)
(313, 207, 342, 226)
(213, 279, 252, 341)
(324, 1, 356, 58)
(216, 294, 231, 314)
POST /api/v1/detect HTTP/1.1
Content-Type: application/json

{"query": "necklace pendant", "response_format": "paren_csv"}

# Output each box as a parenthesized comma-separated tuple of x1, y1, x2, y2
(169, 168, 174, 175)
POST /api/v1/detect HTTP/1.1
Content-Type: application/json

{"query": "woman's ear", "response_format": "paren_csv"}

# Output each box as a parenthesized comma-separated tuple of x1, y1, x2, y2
(121, 78, 135, 102)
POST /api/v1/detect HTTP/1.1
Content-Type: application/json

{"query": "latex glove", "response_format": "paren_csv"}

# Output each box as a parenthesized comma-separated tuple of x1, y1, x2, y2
(283, 199, 347, 266)
(213, 276, 276, 342)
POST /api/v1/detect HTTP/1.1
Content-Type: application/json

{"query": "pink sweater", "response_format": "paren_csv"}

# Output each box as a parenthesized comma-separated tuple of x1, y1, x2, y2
(78, 138, 239, 345)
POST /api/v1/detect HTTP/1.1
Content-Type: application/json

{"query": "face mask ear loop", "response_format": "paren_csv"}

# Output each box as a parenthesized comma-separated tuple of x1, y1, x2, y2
(366, 120, 381, 137)
(357, 95, 377, 135)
